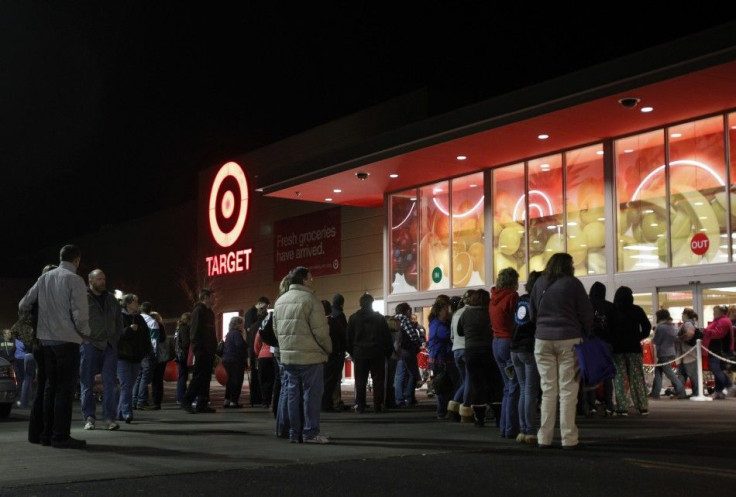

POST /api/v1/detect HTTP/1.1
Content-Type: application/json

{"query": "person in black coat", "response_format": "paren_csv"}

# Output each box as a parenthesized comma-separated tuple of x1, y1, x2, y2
(611, 286, 652, 416)
(587, 281, 617, 415)
(321, 299, 347, 411)
(117, 294, 151, 424)
(222, 316, 248, 408)
(181, 288, 217, 413)
(345, 294, 392, 413)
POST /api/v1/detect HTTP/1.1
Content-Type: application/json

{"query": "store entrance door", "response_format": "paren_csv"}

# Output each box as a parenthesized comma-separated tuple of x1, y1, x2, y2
(657, 283, 736, 325)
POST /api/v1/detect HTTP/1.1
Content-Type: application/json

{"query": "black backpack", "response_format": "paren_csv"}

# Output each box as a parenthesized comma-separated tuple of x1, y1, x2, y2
(258, 312, 279, 347)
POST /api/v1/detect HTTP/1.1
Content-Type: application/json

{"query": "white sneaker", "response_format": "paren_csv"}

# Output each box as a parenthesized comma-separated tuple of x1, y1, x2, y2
(304, 434, 330, 444)
(84, 417, 95, 430)
(107, 421, 120, 431)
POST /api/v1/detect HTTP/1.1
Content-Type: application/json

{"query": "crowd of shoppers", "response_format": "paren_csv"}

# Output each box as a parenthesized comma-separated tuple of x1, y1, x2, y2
(9, 246, 736, 452)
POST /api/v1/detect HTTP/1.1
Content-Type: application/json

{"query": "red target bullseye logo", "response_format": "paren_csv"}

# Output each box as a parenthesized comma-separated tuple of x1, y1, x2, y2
(209, 161, 248, 248)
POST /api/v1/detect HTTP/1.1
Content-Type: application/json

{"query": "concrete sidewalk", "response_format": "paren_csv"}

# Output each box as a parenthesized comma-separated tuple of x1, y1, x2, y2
(1, 379, 735, 491)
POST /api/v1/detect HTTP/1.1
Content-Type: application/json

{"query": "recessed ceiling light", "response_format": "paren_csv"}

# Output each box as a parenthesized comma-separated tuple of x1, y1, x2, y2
(325, 198, 333, 202)
(596, 150, 604, 155)
(538, 134, 549, 140)
(433, 188, 443, 194)
(540, 163, 550, 171)
(456, 155, 467, 160)
(333, 189, 342, 193)
(469, 184, 477, 188)
(670, 133, 682, 138)
(624, 148, 634, 153)
(640, 106, 654, 113)
(389, 173, 399, 178)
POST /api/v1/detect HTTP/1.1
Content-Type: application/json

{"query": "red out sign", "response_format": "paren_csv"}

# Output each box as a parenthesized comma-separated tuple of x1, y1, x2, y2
(690, 232, 709, 255)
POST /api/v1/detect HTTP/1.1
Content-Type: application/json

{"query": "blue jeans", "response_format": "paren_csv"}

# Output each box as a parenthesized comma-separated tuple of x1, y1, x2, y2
(275, 358, 291, 438)
(652, 355, 685, 397)
(176, 357, 188, 403)
(117, 359, 141, 421)
(452, 349, 469, 405)
(394, 349, 420, 405)
(283, 363, 323, 441)
(432, 360, 458, 417)
(20, 352, 36, 408)
(42, 342, 79, 442)
(511, 350, 539, 436)
(709, 356, 733, 393)
(80, 343, 118, 422)
(133, 354, 154, 407)
(493, 338, 520, 437)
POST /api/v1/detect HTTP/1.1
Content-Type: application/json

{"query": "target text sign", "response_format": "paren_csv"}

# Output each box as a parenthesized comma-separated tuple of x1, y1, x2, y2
(205, 161, 254, 277)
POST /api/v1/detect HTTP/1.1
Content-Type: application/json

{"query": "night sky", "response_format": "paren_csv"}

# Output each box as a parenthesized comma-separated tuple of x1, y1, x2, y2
(2, 2, 733, 273)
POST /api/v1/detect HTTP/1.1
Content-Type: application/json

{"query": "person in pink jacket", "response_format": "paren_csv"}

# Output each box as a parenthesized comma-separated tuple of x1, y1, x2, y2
(701, 305, 734, 399)
(254, 323, 276, 409)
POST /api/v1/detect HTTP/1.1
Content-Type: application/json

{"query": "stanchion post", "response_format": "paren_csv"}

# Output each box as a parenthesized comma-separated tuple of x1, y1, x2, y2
(690, 338, 712, 402)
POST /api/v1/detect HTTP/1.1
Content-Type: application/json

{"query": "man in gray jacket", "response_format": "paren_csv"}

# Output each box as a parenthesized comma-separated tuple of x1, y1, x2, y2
(273, 266, 331, 444)
(19, 244, 92, 449)
(81, 269, 123, 431)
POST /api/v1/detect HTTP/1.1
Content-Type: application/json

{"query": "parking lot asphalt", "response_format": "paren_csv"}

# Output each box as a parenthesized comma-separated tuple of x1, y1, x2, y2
(1, 381, 735, 496)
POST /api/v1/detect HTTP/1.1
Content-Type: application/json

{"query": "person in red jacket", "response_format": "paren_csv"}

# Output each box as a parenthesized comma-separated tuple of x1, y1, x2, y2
(702, 305, 734, 399)
(489, 267, 520, 439)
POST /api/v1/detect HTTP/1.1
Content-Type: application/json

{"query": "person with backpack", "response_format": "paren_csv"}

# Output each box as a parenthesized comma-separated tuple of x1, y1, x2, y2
(588, 281, 617, 415)
(510, 271, 541, 444)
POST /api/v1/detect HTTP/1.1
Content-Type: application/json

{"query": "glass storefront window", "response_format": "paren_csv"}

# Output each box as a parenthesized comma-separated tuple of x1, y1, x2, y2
(528, 154, 564, 276)
(728, 113, 736, 257)
(615, 130, 666, 271)
(450, 172, 485, 288)
(668, 116, 727, 266)
(566, 144, 606, 276)
(492, 163, 527, 280)
(419, 181, 450, 291)
(389, 189, 418, 293)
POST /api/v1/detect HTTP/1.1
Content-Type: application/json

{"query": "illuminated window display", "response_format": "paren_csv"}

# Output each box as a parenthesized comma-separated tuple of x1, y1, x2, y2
(389, 189, 418, 293)
(565, 145, 606, 275)
(419, 181, 450, 291)
(528, 155, 565, 273)
(492, 163, 528, 279)
(616, 116, 729, 271)
(615, 130, 666, 271)
(450, 172, 485, 288)
(728, 112, 736, 255)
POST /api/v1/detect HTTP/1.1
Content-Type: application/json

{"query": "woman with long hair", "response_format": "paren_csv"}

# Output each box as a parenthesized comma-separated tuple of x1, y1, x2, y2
(427, 298, 456, 419)
(610, 285, 651, 416)
(529, 253, 593, 449)
(222, 315, 248, 408)
(457, 289, 494, 426)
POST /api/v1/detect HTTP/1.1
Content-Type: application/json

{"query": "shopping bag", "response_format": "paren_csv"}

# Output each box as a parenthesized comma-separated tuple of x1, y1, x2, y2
(574, 336, 616, 390)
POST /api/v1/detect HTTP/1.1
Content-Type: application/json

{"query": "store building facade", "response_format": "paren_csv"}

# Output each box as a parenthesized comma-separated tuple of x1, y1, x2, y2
(198, 23, 736, 331)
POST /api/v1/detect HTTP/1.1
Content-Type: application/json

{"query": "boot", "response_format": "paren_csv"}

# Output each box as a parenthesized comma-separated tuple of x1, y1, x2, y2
(472, 404, 487, 427)
(459, 405, 474, 424)
(447, 400, 461, 422)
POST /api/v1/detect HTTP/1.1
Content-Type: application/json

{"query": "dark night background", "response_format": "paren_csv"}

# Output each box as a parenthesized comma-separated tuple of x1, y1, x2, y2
(2, 2, 734, 277)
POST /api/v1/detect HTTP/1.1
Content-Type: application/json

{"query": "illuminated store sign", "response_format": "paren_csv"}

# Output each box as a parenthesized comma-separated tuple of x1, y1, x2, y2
(205, 161, 254, 276)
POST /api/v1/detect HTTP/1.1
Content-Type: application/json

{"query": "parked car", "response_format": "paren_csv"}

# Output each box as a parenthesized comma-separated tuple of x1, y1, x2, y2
(0, 356, 17, 418)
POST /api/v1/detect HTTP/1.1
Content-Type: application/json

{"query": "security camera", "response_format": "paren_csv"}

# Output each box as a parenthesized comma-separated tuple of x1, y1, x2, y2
(355, 172, 369, 180)
(618, 97, 640, 109)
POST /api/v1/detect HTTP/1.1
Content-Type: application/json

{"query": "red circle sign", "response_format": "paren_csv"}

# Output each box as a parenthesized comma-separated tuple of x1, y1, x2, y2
(690, 232, 709, 255)
(209, 161, 248, 248)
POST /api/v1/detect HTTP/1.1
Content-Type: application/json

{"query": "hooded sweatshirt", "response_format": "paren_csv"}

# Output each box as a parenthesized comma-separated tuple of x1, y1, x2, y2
(489, 286, 518, 340)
